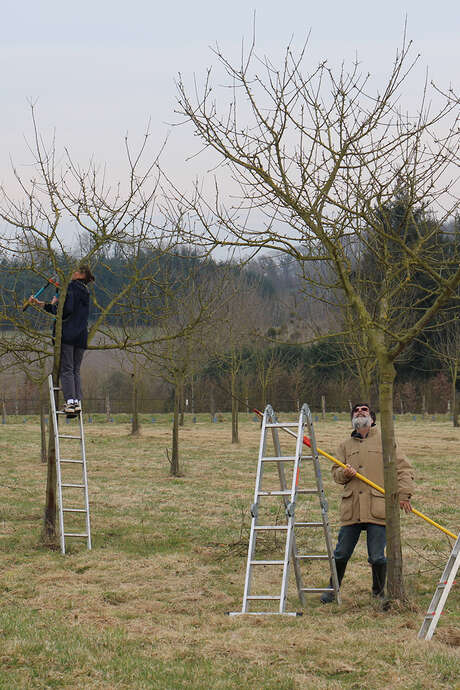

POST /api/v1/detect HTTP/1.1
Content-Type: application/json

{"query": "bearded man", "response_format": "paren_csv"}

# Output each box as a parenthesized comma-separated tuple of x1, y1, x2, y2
(320, 403, 414, 603)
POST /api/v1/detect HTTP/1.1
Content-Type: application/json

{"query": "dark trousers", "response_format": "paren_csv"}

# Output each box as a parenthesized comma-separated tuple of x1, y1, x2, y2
(60, 343, 85, 401)
(333, 523, 386, 565)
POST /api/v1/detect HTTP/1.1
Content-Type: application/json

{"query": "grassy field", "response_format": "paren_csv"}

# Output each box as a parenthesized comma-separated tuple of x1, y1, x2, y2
(0, 412, 459, 689)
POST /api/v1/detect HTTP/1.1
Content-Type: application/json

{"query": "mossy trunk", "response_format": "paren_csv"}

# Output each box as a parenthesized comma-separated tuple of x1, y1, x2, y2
(378, 356, 405, 601)
(40, 382, 47, 464)
(43, 366, 59, 544)
(43, 283, 66, 546)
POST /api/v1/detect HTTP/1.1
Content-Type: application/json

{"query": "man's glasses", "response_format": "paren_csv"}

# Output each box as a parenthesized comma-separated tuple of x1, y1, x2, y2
(354, 406, 369, 413)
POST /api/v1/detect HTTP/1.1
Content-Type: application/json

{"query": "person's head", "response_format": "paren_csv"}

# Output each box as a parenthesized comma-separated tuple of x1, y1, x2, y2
(350, 402, 376, 430)
(72, 264, 95, 285)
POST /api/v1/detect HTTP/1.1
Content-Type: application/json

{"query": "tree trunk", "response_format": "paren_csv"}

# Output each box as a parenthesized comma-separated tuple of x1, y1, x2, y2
(43, 364, 60, 545)
(231, 372, 239, 444)
(130, 358, 141, 436)
(131, 368, 140, 436)
(170, 381, 181, 476)
(209, 380, 215, 420)
(40, 382, 47, 464)
(105, 391, 111, 422)
(43, 289, 66, 546)
(378, 357, 405, 601)
(452, 368, 459, 428)
(1, 396, 6, 424)
(179, 380, 185, 427)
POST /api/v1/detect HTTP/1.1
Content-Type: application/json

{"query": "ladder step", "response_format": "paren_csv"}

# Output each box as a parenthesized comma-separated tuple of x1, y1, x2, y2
(262, 456, 297, 462)
(246, 595, 281, 600)
(60, 459, 84, 464)
(265, 423, 300, 428)
(254, 525, 289, 531)
(63, 508, 87, 513)
(61, 483, 85, 488)
(59, 434, 82, 439)
(301, 587, 334, 593)
(250, 560, 285, 565)
(63, 533, 88, 537)
(295, 522, 323, 527)
(257, 489, 318, 495)
(296, 555, 329, 560)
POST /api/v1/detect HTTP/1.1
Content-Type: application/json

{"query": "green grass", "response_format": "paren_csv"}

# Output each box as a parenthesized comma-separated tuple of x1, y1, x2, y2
(0, 414, 459, 689)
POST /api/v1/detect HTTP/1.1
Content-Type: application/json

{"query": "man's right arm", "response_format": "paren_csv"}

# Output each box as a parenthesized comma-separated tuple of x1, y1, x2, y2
(332, 443, 356, 484)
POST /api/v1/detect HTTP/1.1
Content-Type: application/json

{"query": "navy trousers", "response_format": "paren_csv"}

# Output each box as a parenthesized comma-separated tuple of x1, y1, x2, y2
(333, 523, 386, 565)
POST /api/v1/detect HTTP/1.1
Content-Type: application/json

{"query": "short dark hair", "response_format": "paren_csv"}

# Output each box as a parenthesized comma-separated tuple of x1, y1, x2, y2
(78, 264, 95, 284)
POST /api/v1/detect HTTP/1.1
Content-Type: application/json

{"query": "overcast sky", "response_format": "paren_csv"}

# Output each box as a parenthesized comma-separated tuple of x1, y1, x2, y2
(1, 0, 459, 194)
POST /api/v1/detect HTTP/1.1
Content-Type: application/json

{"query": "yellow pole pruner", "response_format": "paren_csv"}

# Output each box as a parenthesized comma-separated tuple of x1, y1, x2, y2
(253, 408, 458, 541)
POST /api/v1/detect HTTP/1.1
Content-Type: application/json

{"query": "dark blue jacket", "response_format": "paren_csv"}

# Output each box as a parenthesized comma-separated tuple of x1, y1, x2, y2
(44, 279, 90, 348)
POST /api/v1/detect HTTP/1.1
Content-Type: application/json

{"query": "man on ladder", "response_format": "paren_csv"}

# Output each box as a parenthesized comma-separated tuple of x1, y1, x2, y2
(320, 403, 415, 603)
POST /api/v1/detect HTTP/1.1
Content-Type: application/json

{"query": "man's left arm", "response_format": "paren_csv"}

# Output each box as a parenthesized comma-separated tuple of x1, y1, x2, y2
(396, 446, 415, 514)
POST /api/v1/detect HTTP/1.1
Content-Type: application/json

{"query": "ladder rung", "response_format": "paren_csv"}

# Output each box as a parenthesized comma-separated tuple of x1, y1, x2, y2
(254, 525, 289, 531)
(301, 587, 334, 593)
(265, 423, 300, 428)
(59, 435, 82, 439)
(296, 555, 329, 560)
(250, 560, 285, 565)
(61, 483, 85, 488)
(262, 456, 297, 462)
(60, 459, 84, 464)
(63, 508, 87, 513)
(63, 533, 88, 537)
(246, 595, 281, 600)
(295, 522, 323, 527)
(257, 489, 317, 496)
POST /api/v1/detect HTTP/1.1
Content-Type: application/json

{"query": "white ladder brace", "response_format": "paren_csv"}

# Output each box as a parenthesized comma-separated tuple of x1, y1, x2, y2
(418, 533, 460, 640)
(228, 403, 340, 616)
(48, 374, 92, 554)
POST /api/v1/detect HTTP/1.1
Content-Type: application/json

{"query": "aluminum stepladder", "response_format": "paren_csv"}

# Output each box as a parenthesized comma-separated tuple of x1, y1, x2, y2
(48, 374, 92, 554)
(418, 533, 460, 640)
(229, 403, 340, 616)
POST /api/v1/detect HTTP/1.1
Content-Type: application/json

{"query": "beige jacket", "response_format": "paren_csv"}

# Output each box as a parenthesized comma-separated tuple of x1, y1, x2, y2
(332, 426, 414, 526)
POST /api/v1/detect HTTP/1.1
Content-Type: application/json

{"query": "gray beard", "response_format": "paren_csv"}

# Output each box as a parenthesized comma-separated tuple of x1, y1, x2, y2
(352, 414, 371, 430)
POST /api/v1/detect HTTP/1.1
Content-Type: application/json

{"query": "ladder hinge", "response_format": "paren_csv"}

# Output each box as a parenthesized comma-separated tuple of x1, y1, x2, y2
(250, 503, 258, 519)
(286, 501, 295, 518)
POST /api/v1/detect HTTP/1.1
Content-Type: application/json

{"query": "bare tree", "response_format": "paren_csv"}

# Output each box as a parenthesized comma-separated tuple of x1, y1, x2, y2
(176, 35, 460, 600)
(0, 110, 187, 544)
(129, 252, 235, 475)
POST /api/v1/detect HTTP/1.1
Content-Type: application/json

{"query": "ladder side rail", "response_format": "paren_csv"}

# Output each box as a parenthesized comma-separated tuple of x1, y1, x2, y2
(305, 404, 341, 604)
(241, 405, 271, 612)
(79, 409, 92, 550)
(270, 420, 306, 607)
(279, 406, 306, 613)
(48, 375, 66, 554)
(418, 535, 460, 640)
